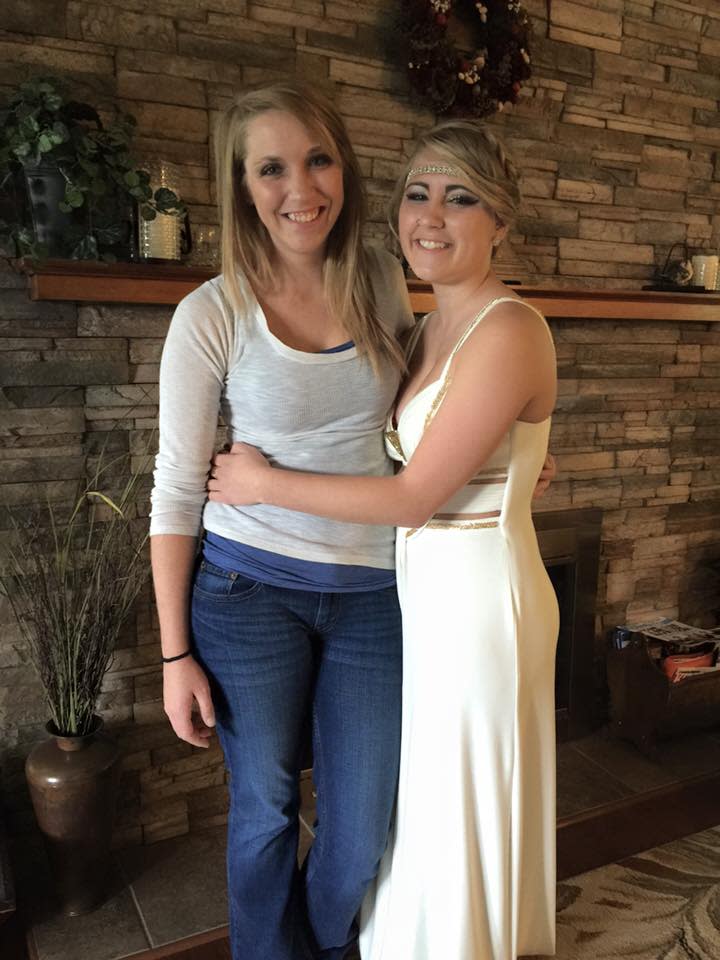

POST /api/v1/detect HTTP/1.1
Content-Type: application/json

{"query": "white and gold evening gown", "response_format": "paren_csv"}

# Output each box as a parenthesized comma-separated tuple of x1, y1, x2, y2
(359, 298, 559, 960)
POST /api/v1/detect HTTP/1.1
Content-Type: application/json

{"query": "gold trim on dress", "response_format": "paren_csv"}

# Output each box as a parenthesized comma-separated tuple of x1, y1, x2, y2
(405, 510, 501, 536)
(467, 477, 507, 486)
(384, 429, 406, 461)
(433, 511, 500, 521)
(407, 519, 500, 533)
(424, 376, 452, 429)
(426, 519, 499, 530)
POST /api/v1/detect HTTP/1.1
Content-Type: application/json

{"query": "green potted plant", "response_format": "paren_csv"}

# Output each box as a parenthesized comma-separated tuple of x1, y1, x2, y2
(0, 75, 184, 261)
(1, 456, 150, 914)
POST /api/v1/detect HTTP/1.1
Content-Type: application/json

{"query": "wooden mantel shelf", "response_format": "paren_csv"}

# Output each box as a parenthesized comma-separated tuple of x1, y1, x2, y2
(407, 280, 720, 322)
(16, 258, 213, 308)
(14, 259, 720, 322)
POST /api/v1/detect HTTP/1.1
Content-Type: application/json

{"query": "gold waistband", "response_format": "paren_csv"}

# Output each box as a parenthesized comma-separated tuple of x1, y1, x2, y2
(405, 511, 500, 537)
(428, 519, 499, 530)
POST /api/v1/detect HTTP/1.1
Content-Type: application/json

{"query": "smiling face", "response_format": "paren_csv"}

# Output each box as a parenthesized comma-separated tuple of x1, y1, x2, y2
(242, 109, 345, 266)
(398, 150, 506, 287)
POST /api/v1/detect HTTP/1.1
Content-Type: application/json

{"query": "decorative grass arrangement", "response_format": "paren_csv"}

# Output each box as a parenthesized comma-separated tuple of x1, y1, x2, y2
(2, 457, 150, 737)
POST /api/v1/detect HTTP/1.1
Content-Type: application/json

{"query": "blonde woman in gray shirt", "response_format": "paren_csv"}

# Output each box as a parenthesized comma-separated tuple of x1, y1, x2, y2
(150, 83, 413, 960)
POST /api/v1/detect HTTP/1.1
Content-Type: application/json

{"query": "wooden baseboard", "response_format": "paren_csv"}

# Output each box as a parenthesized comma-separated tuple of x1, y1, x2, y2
(557, 769, 720, 880)
(134, 927, 229, 960)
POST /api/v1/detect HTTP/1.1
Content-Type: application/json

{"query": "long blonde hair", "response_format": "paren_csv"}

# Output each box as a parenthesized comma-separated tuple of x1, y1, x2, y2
(215, 82, 403, 372)
(389, 119, 520, 243)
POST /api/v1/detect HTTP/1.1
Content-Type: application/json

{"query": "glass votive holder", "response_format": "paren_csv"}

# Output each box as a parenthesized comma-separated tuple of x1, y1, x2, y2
(190, 224, 220, 270)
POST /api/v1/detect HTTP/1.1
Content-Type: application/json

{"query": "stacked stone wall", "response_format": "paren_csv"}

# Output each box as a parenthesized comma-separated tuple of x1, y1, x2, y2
(3, 263, 719, 844)
(2, 1, 720, 282)
(1, 1, 720, 845)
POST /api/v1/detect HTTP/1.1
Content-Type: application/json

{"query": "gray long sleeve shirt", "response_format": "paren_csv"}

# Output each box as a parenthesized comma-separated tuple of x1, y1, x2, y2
(150, 247, 413, 570)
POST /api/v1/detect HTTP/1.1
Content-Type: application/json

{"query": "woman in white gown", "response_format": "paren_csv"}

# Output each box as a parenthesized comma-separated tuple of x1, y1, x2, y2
(209, 119, 559, 960)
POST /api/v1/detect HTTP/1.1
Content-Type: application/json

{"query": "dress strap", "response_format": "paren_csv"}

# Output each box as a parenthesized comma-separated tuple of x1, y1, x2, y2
(435, 296, 551, 387)
(425, 296, 551, 432)
(445, 296, 550, 371)
(508, 297, 555, 349)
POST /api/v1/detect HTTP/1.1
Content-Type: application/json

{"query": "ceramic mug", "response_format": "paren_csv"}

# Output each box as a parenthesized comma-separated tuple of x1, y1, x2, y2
(690, 254, 718, 290)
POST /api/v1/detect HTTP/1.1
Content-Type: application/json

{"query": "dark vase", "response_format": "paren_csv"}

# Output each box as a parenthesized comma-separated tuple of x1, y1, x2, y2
(22, 162, 75, 257)
(25, 716, 121, 916)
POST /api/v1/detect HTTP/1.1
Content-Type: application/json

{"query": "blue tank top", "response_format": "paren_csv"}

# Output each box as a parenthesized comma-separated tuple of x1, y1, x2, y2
(202, 532, 395, 592)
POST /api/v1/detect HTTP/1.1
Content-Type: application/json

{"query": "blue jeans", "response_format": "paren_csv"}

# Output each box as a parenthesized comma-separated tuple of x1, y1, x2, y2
(191, 560, 402, 960)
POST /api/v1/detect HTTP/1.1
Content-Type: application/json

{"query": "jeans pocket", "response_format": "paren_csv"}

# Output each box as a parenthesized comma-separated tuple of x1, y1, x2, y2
(192, 560, 263, 602)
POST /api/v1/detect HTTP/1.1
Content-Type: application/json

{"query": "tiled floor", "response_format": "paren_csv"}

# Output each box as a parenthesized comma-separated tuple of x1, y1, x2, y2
(17, 726, 720, 960)
(556, 725, 720, 819)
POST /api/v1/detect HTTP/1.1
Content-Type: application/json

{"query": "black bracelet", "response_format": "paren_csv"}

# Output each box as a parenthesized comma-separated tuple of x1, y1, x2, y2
(162, 649, 192, 664)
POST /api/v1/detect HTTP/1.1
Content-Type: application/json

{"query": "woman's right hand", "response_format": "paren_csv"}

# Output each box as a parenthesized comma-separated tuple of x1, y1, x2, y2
(207, 442, 272, 505)
(163, 656, 216, 749)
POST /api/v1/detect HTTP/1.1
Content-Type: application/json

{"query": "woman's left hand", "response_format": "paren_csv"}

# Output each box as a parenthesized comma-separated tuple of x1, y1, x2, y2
(533, 451, 556, 500)
(207, 442, 271, 505)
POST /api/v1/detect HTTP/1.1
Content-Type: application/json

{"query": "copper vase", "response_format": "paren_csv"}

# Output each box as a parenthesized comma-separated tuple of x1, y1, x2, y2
(25, 716, 121, 916)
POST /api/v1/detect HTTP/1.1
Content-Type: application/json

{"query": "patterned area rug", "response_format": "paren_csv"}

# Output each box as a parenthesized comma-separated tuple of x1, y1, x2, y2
(540, 826, 720, 959)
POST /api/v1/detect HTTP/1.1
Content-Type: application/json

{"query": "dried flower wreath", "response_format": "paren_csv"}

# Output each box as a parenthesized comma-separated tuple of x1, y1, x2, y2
(401, 0, 533, 118)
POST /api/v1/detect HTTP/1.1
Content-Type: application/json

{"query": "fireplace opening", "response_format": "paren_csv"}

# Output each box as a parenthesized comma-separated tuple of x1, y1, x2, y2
(547, 559, 576, 717)
(533, 508, 603, 741)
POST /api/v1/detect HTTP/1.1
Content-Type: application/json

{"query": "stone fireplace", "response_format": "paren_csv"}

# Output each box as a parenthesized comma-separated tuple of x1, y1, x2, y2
(1, 264, 720, 847)
(1, 0, 720, 852)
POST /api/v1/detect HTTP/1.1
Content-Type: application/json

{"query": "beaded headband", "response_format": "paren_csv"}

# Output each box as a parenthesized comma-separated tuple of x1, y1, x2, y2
(405, 163, 461, 186)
